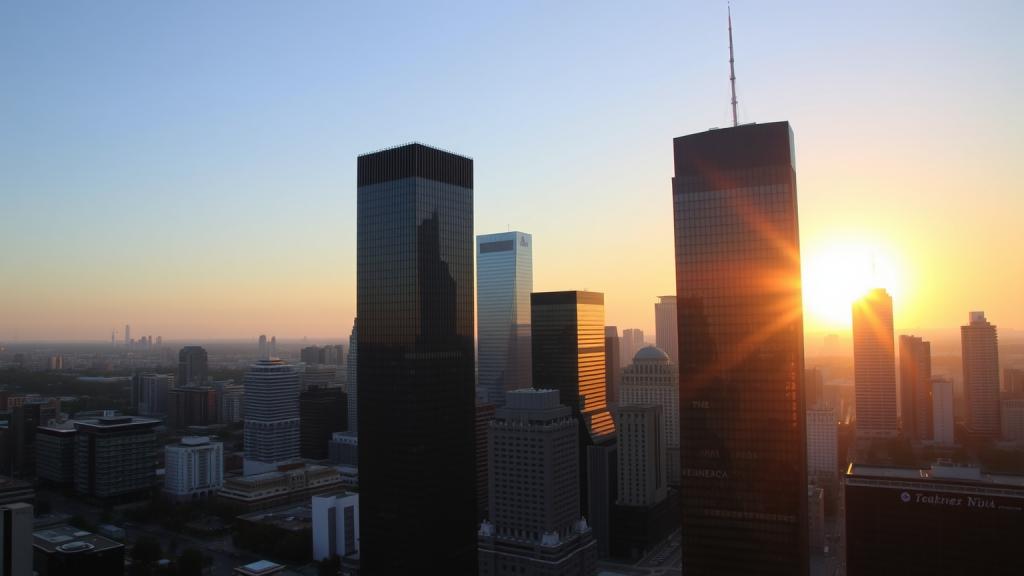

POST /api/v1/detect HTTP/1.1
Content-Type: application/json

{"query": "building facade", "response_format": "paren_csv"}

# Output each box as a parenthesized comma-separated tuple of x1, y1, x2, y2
(312, 492, 359, 562)
(476, 388, 496, 512)
(932, 378, 955, 445)
(604, 327, 621, 404)
(853, 288, 898, 439)
(477, 231, 533, 407)
(357, 143, 477, 575)
(345, 319, 357, 433)
(178, 346, 208, 386)
(478, 389, 597, 576)
(616, 404, 666, 507)
(164, 436, 224, 501)
(961, 311, 1000, 436)
(166, 386, 217, 430)
(243, 359, 300, 475)
(299, 385, 347, 460)
(35, 425, 77, 487)
(654, 296, 678, 367)
(672, 121, 808, 574)
(74, 415, 159, 505)
(619, 346, 680, 484)
(899, 335, 932, 441)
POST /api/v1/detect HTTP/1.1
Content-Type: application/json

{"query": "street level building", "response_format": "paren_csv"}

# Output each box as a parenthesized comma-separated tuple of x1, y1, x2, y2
(672, 121, 808, 574)
(845, 462, 1024, 575)
(853, 288, 898, 439)
(619, 346, 680, 484)
(218, 463, 343, 513)
(164, 436, 224, 502)
(962, 311, 1001, 436)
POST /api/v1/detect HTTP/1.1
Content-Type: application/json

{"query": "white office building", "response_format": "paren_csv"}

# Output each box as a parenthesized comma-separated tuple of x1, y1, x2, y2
(312, 492, 359, 562)
(164, 437, 224, 501)
(243, 359, 300, 475)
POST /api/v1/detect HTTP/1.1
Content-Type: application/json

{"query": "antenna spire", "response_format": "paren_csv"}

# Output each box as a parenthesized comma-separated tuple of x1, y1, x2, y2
(728, 5, 738, 127)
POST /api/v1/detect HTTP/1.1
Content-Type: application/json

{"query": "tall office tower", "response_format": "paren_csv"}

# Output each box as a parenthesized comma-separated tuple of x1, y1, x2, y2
(621, 328, 645, 362)
(300, 345, 322, 365)
(654, 296, 679, 367)
(853, 288, 898, 439)
(346, 320, 358, 432)
(899, 335, 932, 441)
(258, 335, 268, 358)
(961, 311, 1001, 436)
(477, 231, 533, 407)
(74, 415, 159, 505)
(1001, 397, 1024, 446)
(806, 401, 838, 500)
(931, 378, 955, 445)
(616, 404, 666, 507)
(299, 384, 347, 460)
(672, 121, 807, 574)
(604, 327, 621, 404)
(178, 346, 208, 386)
(166, 386, 217, 430)
(532, 291, 616, 516)
(619, 347, 680, 484)
(357, 143, 477, 575)
(269, 336, 277, 356)
(0, 502, 33, 576)
(475, 388, 495, 512)
(163, 437, 224, 501)
(243, 359, 300, 475)
(805, 366, 825, 407)
(125, 324, 130, 347)
(477, 389, 597, 576)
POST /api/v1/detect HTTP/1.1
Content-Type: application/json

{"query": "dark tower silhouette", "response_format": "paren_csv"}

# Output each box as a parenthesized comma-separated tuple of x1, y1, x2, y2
(178, 346, 208, 387)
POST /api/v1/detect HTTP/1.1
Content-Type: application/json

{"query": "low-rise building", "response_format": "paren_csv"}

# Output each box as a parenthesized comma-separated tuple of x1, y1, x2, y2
(164, 436, 224, 501)
(217, 463, 343, 512)
(312, 492, 359, 562)
(33, 525, 124, 576)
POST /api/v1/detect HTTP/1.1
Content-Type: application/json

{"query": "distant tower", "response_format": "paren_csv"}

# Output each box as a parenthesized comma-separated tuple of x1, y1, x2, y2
(111, 330, 115, 347)
(243, 358, 300, 474)
(931, 378, 955, 445)
(654, 296, 679, 367)
(806, 400, 838, 500)
(604, 327, 621, 403)
(899, 335, 932, 441)
(346, 319, 357, 433)
(476, 231, 533, 407)
(125, 324, 130, 347)
(620, 346, 680, 484)
(621, 328, 645, 362)
(178, 346, 209, 387)
(269, 336, 277, 356)
(961, 312, 1000, 436)
(258, 335, 268, 358)
(853, 289, 898, 439)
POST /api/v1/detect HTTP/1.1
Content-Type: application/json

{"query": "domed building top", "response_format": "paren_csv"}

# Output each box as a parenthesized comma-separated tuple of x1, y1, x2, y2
(633, 345, 670, 362)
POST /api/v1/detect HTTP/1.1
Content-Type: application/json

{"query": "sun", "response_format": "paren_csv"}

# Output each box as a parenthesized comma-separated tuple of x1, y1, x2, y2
(801, 241, 902, 331)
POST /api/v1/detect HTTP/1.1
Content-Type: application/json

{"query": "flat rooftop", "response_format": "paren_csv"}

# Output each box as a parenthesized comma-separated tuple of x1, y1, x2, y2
(847, 463, 1024, 488)
(34, 525, 122, 554)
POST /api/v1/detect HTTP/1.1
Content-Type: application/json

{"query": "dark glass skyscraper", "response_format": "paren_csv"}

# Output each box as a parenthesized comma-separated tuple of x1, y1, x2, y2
(672, 122, 808, 575)
(356, 143, 477, 575)
(178, 346, 208, 387)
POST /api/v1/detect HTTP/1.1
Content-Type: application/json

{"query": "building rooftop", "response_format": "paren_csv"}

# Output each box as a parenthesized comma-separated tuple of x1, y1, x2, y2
(33, 525, 122, 554)
(847, 462, 1024, 488)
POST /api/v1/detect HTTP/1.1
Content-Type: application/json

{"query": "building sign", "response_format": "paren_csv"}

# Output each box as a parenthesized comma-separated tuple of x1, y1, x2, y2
(896, 489, 1023, 513)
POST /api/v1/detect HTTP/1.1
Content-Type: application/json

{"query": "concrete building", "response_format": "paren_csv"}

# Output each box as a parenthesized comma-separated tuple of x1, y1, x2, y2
(478, 389, 597, 576)
(899, 335, 932, 441)
(961, 311, 1001, 436)
(853, 288, 898, 439)
(619, 346, 680, 484)
(164, 436, 224, 501)
(654, 296, 678, 367)
(604, 327, 621, 404)
(806, 401, 838, 499)
(178, 346, 208, 386)
(0, 502, 33, 576)
(33, 525, 124, 576)
(312, 492, 359, 562)
(932, 379, 955, 445)
(35, 423, 77, 487)
(243, 359, 300, 475)
(299, 385, 347, 460)
(135, 373, 172, 415)
(74, 415, 159, 505)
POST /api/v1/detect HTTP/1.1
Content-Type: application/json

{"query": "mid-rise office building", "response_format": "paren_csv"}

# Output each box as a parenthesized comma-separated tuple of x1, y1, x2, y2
(0, 502, 33, 576)
(845, 462, 1024, 575)
(962, 311, 1000, 436)
(74, 415, 159, 505)
(477, 389, 597, 576)
(164, 436, 224, 501)
(300, 346, 322, 366)
(178, 346, 208, 386)
(312, 492, 359, 562)
(805, 366, 826, 408)
(35, 424, 77, 487)
(617, 406, 667, 503)
(328, 431, 358, 467)
(1005, 367, 1024, 397)
(346, 319, 358, 433)
(357, 143, 477, 574)
(853, 288, 898, 439)
(932, 378, 955, 445)
(619, 346, 680, 484)
(899, 335, 932, 441)
(604, 327, 621, 404)
(213, 380, 245, 424)
(477, 231, 533, 407)
(806, 401, 838, 499)
(243, 359, 300, 475)
(654, 296, 678, 367)
(135, 373, 172, 415)
(1002, 398, 1024, 447)
(299, 385, 347, 460)
(672, 121, 807, 573)
(166, 386, 217, 430)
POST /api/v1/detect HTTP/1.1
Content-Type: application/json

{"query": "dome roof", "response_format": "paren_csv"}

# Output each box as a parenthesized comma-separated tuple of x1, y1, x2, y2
(633, 345, 669, 361)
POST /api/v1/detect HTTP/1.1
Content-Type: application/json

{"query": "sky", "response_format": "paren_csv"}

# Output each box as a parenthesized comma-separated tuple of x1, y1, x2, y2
(1, 1, 1022, 342)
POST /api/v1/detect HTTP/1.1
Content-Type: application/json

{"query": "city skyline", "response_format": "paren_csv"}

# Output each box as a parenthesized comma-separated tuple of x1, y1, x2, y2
(2, 3, 1022, 342)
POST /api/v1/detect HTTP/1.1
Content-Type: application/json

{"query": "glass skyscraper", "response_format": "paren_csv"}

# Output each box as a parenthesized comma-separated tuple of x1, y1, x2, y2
(477, 231, 532, 407)
(356, 143, 477, 575)
(672, 121, 808, 575)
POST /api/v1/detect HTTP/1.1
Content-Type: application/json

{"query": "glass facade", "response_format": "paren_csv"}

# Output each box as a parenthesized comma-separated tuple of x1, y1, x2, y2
(672, 122, 808, 575)
(357, 143, 477, 575)
(853, 288, 898, 438)
(477, 231, 533, 407)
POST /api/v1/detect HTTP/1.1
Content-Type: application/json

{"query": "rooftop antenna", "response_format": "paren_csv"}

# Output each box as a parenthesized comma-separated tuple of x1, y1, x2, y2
(728, 4, 738, 127)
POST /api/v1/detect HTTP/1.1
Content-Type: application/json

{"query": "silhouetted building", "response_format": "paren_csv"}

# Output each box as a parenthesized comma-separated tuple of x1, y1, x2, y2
(604, 327, 621, 404)
(477, 231, 533, 407)
(845, 462, 1024, 575)
(299, 385, 347, 460)
(854, 288, 898, 439)
(134, 373, 172, 415)
(166, 386, 217, 430)
(475, 388, 495, 513)
(962, 311, 1000, 436)
(932, 378, 955, 445)
(0, 502, 32, 576)
(9, 398, 57, 477)
(243, 359, 300, 475)
(672, 121, 807, 573)
(620, 346, 680, 484)
(346, 319, 358, 433)
(300, 346, 322, 365)
(899, 335, 932, 441)
(477, 389, 596, 576)
(74, 415, 159, 505)
(178, 346, 208, 386)
(805, 366, 825, 408)
(258, 335, 267, 357)
(357, 142, 477, 575)
(654, 296, 678, 367)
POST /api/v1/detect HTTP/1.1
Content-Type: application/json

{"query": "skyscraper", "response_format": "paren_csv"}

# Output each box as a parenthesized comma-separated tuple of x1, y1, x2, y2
(178, 346, 208, 387)
(672, 121, 807, 574)
(243, 359, 300, 475)
(258, 335, 267, 358)
(621, 328, 645, 362)
(346, 319, 357, 433)
(299, 385, 347, 460)
(125, 324, 130, 347)
(619, 346, 680, 484)
(806, 401, 838, 499)
(961, 311, 1000, 436)
(604, 326, 621, 404)
(477, 231, 533, 407)
(357, 143, 476, 575)
(654, 296, 679, 367)
(853, 288, 898, 439)
(898, 335, 932, 441)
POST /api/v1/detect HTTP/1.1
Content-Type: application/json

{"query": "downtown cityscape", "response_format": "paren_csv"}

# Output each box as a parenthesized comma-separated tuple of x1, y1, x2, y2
(1, 3, 1023, 576)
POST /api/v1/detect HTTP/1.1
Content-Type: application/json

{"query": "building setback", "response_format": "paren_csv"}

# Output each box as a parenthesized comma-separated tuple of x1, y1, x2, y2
(357, 143, 477, 575)
(672, 121, 808, 574)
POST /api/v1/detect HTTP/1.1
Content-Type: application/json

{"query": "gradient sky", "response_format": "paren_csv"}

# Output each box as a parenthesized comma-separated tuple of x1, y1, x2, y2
(2, 1, 1022, 342)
